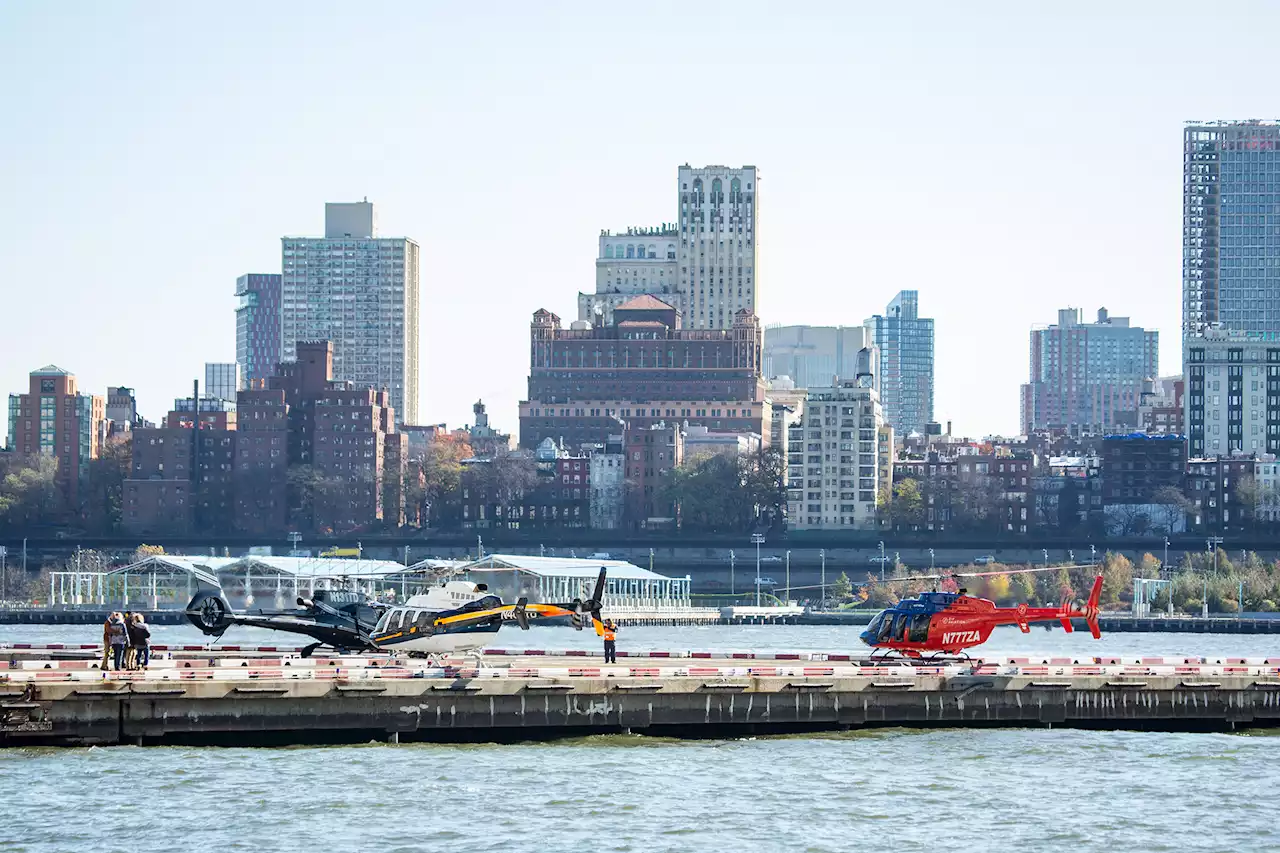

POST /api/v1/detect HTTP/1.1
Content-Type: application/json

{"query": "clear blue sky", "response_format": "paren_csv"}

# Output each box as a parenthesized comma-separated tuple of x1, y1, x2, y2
(2, 2, 1277, 440)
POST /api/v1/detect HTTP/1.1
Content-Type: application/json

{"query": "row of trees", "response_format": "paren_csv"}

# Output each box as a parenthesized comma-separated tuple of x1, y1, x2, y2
(0, 443, 132, 534)
(823, 550, 1280, 615)
(660, 450, 786, 532)
(878, 471, 1267, 537)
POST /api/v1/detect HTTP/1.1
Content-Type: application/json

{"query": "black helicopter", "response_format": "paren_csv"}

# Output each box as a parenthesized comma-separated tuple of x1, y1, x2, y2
(184, 582, 384, 657)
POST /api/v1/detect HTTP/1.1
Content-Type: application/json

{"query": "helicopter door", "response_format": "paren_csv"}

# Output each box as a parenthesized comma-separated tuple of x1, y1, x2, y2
(415, 611, 435, 634)
(893, 615, 911, 642)
(877, 614, 896, 642)
(908, 614, 931, 644)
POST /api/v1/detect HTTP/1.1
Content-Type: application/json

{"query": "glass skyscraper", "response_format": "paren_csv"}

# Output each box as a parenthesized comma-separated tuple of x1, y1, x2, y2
(865, 290, 934, 437)
(235, 273, 282, 385)
(1184, 121, 1280, 338)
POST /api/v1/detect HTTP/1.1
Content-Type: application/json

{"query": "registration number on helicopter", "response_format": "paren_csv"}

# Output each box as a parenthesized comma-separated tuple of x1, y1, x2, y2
(941, 630, 981, 644)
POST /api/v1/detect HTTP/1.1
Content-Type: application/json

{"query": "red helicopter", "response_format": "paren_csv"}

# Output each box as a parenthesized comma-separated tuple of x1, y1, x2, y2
(859, 567, 1104, 658)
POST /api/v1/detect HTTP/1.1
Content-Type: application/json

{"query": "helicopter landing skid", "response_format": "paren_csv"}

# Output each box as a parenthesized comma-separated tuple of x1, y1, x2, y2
(865, 648, 980, 667)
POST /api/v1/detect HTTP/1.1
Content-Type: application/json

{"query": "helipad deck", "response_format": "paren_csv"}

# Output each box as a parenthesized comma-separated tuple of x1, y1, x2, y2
(3, 646, 1279, 745)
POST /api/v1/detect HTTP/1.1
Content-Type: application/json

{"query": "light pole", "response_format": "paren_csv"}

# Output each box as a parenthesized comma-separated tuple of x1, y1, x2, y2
(1090, 544, 1096, 571)
(1206, 536, 1223, 618)
(288, 531, 302, 555)
(1163, 537, 1170, 579)
(403, 545, 410, 567)
(1068, 549, 1074, 565)
(751, 533, 765, 606)
(730, 550, 736, 596)
(785, 550, 791, 602)
(0, 545, 6, 602)
(929, 548, 935, 571)
(878, 540, 886, 582)
(649, 548, 655, 575)
(819, 548, 827, 609)
(1042, 549, 1049, 570)
(540, 544, 545, 558)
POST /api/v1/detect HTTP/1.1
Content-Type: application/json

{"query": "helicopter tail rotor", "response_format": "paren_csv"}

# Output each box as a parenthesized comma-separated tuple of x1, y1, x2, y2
(1057, 574, 1104, 638)
(568, 567, 607, 633)
(185, 588, 232, 636)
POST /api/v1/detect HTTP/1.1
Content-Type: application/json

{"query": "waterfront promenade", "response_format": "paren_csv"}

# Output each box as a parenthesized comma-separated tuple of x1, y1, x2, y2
(4, 644, 1279, 745)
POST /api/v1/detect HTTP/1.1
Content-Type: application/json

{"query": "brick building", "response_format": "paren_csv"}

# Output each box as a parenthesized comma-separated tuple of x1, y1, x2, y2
(125, 394, 238, 535)
(6, 366, 105, 511)
(1099, 433, 1188, 535)
(893, 449, 1034, 533)
(1186, 456, 1257, 533)
(624, 422, 684, 528)
(233, 387, 289, 535)
(125, 341, 405, 536)
(519, 297, 769, 450)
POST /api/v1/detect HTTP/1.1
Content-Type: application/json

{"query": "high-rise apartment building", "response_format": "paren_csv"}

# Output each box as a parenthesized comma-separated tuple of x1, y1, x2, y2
(786, 353, 889, 530)
(578, 227, 680, 325)
(235, 273, 282, 384)
(281, 201, 421, 424)
(7, 366, 105, 509)
(204, 363, 241, 404)
(865, 290, 935, 437)
(1020, 308, 1158, 434)
(677, 165, 759, 330)
(1184, 328, 1280, 458)
(1183, 121, 1280, 338)
(763, 325, 871, 390)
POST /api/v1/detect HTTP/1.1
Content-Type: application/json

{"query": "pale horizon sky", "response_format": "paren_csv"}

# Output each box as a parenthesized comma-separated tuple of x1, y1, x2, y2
(3, 2, 1279, 442)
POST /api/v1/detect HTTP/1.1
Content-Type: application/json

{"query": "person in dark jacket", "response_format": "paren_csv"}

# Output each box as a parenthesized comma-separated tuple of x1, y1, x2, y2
(106, 612, 128, 671)
(127, 613, 151, 669)
(122, 611, 135, 670)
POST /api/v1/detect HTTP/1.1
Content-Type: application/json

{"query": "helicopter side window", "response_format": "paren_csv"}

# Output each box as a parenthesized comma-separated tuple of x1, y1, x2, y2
(404, 610, 418, 628)
(908, 614, 931, 644)
(877, 614, 896, 642)
(894, 615, 910, 642)
(416, 611, 433, 629)
(374, 611, 390, 633)
(387, 610, 404, 631)
(866, 613, 884, 638)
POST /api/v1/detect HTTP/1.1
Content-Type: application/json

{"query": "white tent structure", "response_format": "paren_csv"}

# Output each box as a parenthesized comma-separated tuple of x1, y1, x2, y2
(51, 555, 465, 609)
(460, 554, 695, 612)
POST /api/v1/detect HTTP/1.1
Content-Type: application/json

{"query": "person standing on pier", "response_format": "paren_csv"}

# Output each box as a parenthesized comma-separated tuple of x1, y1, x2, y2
(100, 615, 113, 670)
(105, 612, 128, 671)
(122, 611, 135, 670)
(128, 613, 151, 670)
(602, 620, 619, 664)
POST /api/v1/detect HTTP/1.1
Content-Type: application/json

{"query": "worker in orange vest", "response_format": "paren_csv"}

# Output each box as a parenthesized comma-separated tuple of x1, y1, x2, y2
(602, 619, 619, 663)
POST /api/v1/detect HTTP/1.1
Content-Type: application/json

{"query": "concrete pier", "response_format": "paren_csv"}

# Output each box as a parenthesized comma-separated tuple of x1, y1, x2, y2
(4, 648, 1280, 745)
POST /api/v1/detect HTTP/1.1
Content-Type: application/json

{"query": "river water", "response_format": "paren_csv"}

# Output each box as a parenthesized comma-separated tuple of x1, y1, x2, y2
(2, 730, 1278, 852)
(3, 624, 1280, 852)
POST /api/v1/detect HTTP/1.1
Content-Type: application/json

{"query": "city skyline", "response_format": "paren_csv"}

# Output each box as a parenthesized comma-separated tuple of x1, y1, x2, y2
(6, 4, 1280, 442)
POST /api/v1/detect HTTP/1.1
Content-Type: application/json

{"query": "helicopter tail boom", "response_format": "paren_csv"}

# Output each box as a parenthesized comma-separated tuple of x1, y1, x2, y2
(1082, 574, 1103, 639)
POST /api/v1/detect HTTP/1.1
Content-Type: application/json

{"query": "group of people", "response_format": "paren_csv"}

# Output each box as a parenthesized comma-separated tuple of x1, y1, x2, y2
(102, 611, 151, 671)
